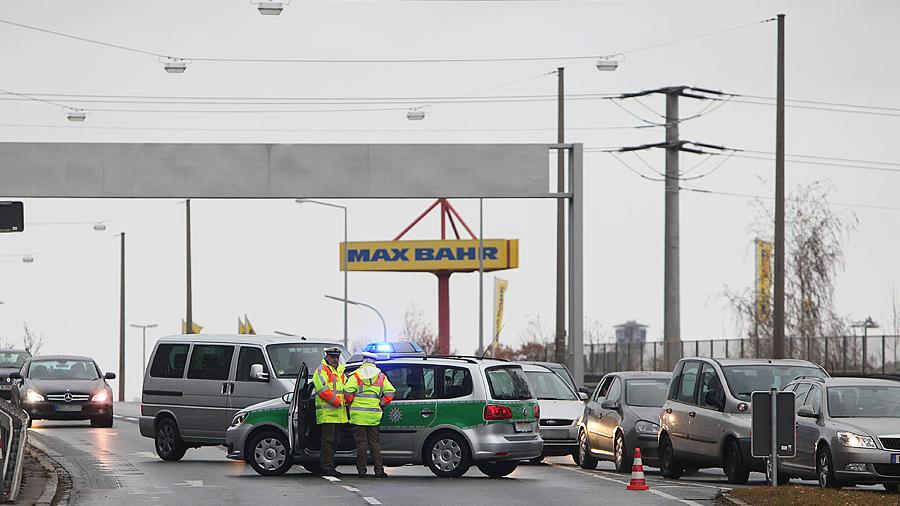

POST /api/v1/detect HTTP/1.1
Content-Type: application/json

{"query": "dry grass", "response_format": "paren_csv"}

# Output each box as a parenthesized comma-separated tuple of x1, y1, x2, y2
(731, 485, 899, 506)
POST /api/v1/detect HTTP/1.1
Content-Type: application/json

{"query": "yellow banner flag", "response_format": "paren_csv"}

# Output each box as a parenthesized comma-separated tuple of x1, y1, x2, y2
(244, 314, 256, 335)
(238, 317, 247, 334)
(181, 319, 203, 334)
(755, 239, 773, 324)
(493, 277, 509, 340)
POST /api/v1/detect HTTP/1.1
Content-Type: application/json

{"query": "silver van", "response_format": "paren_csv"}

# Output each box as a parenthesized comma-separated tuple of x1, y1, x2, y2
(139, 334, 348, 461)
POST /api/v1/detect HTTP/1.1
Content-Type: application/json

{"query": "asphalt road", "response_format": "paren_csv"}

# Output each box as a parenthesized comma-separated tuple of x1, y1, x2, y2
(27, 403, 743, 506)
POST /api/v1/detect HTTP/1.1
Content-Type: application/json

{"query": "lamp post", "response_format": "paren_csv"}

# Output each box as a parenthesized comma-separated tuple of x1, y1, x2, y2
(130, 323, 158, 372)
(325, 295, 386, 342)
(296, 199, 349, 348)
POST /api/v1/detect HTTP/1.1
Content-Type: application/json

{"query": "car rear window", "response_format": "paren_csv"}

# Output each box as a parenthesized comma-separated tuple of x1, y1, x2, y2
(486, 366, 533, 400)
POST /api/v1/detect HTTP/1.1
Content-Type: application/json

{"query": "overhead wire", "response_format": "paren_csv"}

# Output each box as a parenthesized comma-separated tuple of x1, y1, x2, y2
(0, 122, 652, 133)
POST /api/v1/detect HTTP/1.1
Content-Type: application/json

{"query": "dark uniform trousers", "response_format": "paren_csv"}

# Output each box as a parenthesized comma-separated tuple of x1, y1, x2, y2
(352, 425, 384, 473)
(320, 423, 339, 472)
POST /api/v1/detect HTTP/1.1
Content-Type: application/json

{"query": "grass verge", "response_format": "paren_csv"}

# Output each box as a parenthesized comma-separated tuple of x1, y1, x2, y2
(731, 485, 899, 506)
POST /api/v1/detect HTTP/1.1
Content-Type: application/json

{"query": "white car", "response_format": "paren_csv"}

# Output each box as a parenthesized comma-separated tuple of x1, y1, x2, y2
(520, 363, 587, 463)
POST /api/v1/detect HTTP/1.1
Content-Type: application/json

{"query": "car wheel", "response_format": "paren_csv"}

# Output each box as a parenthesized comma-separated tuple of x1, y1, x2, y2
(476, 461, 518, 478)
(578, 429, 598, 470)
(425, 433, 471, 478)
(614, 432, 633, 473)
(154, 418, 187, 461)
(723, 439, 750, 485)
(248, 431, 292, 476)
(884, 483, 898, 493)
(658, 434, 683, 480)
(90, 413, 114, 428)
(817, 446, 840, 489)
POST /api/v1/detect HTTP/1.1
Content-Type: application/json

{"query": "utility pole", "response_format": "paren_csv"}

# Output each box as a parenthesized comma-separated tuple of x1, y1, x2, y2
(773, 14, 786, 358)
(185, 199, 193, 334)
(118, 232, 125, 402)
(555, 66, 567, 365)
(664, 90, 681, 366)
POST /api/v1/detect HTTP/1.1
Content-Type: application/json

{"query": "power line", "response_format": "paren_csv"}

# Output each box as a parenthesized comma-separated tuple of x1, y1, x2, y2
(680, 186, 900, 212)
(733, 93, 900, 113)
(724, 152, 900, 174)
(0, 122, 650, 133)
(0, 16, 774, 64)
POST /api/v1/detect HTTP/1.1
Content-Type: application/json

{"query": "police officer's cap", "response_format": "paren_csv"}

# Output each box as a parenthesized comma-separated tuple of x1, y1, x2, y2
(323, 346, 343, 356)
(361, 351, 379, 361)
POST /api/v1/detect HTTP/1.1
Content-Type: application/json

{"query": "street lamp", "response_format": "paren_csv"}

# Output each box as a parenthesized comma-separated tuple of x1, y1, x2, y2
(130, 323, 158, 372)
(325, 294, 386, 342)
(21, 255, 33, 263)
(162, 57, 189, 74)
(253, 0, 287, 15)
(296, 199, 349, 348)
(65, 108, 88, 122)
(406, 108, 426, 121)
(595, 58, 620, 72)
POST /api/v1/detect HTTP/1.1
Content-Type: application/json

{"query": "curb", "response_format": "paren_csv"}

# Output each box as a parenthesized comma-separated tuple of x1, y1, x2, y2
(717, 491, 752, 506)
(27, 443, 65, 506)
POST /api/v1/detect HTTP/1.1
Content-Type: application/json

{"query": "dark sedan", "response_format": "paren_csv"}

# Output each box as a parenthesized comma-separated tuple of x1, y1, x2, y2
(0, 350, 31, 399)
(11, 355, 115, 427)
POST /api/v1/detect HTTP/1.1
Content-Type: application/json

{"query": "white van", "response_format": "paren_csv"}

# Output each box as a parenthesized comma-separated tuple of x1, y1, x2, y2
(139, 334, 348, 461)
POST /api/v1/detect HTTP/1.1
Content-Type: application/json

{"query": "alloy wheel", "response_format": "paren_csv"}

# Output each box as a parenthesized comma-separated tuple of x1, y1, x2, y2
(818, 452, 830, 488)
(158, 424, 174, 453)
(432, 438, 462, 472)
(614, 435, 624, 469)
(254, 437, 287, 471)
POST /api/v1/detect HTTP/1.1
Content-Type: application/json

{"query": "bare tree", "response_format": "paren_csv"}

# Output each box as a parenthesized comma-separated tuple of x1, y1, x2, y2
(22, 323, 44, 355)
(398, 303, 440, 354)
(724, 181, 857, 343)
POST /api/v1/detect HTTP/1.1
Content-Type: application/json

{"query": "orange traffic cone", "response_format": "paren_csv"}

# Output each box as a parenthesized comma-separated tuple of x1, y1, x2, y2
(626, 447, 650, 491)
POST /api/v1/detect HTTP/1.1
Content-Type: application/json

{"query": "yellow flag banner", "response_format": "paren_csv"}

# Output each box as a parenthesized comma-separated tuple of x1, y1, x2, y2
(755, 239, 773, 323)
(493, 277, 509, 340)
(181, 319, 203, 334)
(244, 314, 256, 335)
(238, 317, 247, 334)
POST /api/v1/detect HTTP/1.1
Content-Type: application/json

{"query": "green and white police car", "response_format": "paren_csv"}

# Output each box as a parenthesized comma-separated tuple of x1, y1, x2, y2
(225, 354, 542, 478)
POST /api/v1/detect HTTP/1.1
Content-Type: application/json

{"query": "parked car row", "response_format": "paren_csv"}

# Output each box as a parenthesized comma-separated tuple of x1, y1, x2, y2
(576, 356, 900, 492)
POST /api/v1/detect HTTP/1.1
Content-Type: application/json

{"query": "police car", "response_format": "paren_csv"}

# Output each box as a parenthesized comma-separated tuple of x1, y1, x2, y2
(225, 350, 542, 478)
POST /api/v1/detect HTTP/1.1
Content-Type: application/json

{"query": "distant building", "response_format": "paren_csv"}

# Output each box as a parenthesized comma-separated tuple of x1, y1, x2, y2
(614, 320, 648, 345)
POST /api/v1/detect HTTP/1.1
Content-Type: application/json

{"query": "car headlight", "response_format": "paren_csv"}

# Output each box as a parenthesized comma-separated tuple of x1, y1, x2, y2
(25, 388, 44, 403)
(634, 420, 660, 435)
(91, 390, 110, 403)
(230, 412, 248, 428)
(837, 431, 877, 449)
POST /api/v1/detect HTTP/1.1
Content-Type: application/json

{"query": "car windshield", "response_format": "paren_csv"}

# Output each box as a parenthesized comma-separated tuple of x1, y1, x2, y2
(626, 379, 671, 407)
(722, 365, 827, 401)
(0, 352, 29, 368)
(267, 344, 348, 379)
(543, 364, 577, 392)
(828, 386, 900, 418)
(29, 359, 98, 380)
(525, 371, 577, 401)
(486, 366, 534, 400)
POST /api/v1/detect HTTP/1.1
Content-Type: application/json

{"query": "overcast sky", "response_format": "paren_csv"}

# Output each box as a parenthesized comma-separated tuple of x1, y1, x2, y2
(1, 0, 898, 399)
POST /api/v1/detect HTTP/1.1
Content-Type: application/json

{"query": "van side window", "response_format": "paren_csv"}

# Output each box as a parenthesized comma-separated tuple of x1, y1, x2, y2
(675, 362, 700, 404)
(668, 362, 685, 400)
(440, 366, 473, 399)
(187, 345, 235, 381)
(149, 344, 189, 378)
(235, 347, 269, 382)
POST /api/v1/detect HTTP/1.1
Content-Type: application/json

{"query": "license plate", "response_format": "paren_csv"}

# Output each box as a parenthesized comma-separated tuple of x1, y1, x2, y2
(54, 404, 82, 412)
(514, 422, 533, 433)
(892, 454, 900, 464)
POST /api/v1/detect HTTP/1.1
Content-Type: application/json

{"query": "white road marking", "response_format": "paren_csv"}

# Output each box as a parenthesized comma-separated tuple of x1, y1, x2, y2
(342, 486, 360, 492)
(363, 497, 382, 505)
(112, 415, 123, 418)
(185, 480, 204, 487)
(132, 451, 158, 459)
(322, 475, 341, 482)
(597, 471, 732, 491)
(125, 417, 138, 421)
(550, 464, 705, 506)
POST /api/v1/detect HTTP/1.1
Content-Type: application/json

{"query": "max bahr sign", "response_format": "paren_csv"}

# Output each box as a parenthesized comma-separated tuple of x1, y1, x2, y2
(339, 239, 518, 272)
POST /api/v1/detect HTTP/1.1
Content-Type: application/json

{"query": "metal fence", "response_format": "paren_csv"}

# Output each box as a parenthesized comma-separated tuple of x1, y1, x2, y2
(0, 399, 29, 502)
(584, 335, 900, 379)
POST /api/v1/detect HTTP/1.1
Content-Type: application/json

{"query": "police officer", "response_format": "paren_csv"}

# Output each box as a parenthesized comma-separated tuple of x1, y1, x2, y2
(343, 351, 395, 478)
(312, 347, 347, 476)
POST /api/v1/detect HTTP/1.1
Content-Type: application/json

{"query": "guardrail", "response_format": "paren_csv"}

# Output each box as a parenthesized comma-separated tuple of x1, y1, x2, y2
(0, 399, 29, 502)
(583, 335, 900, 379)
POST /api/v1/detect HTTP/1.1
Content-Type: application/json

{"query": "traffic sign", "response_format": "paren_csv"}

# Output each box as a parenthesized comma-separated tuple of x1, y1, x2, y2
(751, 390, 796, 458)
(0, 202, 23, 233)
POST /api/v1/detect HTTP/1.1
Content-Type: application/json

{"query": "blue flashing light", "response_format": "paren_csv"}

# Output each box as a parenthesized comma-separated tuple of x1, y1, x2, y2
(364, 342, 395, 354)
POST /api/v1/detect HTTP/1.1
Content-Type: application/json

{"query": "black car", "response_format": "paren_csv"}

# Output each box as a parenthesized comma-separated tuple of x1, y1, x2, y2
(0, 350, 31, 399)
(11, 355, 115, 427)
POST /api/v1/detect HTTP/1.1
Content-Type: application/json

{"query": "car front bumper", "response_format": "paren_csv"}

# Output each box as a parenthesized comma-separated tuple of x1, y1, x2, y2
(24, 402, 111, 420)
(624, 432, 661, 465)
(539, 424, 578, 456)
(225, 423, 256, 461)
(832, 447, 900, 484)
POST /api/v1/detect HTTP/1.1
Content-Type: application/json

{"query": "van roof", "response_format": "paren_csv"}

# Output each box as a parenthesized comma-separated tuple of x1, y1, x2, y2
(155, 334, 345, 347)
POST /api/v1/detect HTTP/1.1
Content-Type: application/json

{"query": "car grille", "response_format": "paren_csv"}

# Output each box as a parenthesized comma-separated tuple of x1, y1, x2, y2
(874, 464, 900, 477)
(45, 393, 90, 402)
(539, 419, 573, 427)
(880, 437, 900, 451)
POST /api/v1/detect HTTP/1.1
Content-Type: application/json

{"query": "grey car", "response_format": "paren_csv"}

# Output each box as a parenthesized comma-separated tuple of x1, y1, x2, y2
(521, 363, 587, 462)
(658, 358, 828, 484)
(578, 371, 671, 471)
(0, 350, 30, 399)
(781, 377, 900, 491)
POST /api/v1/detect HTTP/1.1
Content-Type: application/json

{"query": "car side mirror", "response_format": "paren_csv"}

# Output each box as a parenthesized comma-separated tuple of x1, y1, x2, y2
(601, 400, 620, 410)
(250, 364, 269, 382)
(281, 392, 293, 404)
(104, 372, 116, 380)
(579, 392, 589, 401)
(8, 372, 21, 380)
(797, 405, 818, 418)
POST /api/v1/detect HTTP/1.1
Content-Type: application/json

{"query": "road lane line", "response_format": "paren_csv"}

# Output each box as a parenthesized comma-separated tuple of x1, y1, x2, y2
(363, 497, 382, 505)
(322, 475, 341, 482)
(343, 485, 360, 492)
(112, 415, 123, 418)
(597, 470, 731, 491)
(550, 463, 705, 506)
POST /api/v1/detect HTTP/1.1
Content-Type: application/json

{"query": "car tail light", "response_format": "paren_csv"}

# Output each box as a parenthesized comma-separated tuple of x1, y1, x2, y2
(483, 404, 513, 420)
(533, 404, 540, 419)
